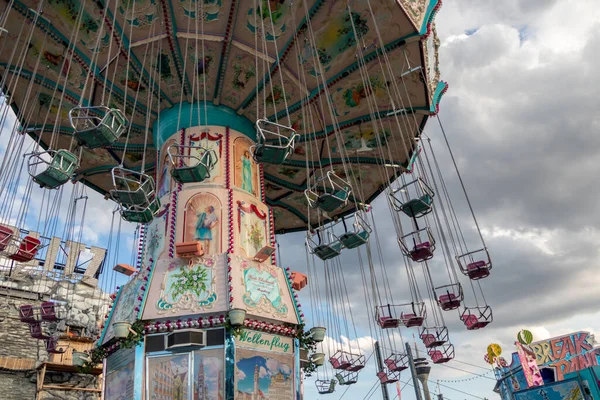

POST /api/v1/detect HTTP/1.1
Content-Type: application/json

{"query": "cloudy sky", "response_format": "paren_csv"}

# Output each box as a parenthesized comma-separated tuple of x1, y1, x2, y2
(288, 0, 600, 398)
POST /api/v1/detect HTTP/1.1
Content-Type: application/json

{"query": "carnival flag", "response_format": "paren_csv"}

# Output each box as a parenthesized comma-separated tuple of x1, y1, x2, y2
(396, 381, 402, 399)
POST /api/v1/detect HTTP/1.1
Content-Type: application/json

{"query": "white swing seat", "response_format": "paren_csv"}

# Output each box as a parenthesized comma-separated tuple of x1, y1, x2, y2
(120, 198, 161, 224)
(252, 119, 298, 165)
(69, 106, 127, 148)
(110, 168, 156, 206)
(316, 379, 336, 394)
(28, 150, 79, 189)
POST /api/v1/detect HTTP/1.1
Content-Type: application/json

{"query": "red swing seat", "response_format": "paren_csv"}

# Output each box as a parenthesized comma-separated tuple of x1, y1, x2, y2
(429, 348, 453, 364)
(409, 242, 433, 262)
(29, 322, 49, 339)
(377, 315, 400, 329)
(45, 337, 68, 354)
(329, 354, 351, 370)
(467, 260, 490, 280)
(401, 312, 424, 328)
(40, 302, 58, 321)
(0, 225, 13, 251)
(438, 293, 461, 310)
(9, 236, 40, 262)
(19, 304, 38, 323)
(377, 370, 399, 384)
(384, 353, 408, 372)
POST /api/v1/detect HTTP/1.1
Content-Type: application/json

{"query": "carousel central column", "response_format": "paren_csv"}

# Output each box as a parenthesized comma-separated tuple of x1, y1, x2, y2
(128, 103, 303, 399)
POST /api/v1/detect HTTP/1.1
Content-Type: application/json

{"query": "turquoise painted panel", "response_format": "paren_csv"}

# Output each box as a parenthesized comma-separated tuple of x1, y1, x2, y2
(153, 103, 256, 147)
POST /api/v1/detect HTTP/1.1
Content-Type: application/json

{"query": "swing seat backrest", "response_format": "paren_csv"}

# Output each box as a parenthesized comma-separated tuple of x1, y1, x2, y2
(0, 225, 13, 251)
(9, 236, 40, 262)
(29, 322, 48, 339)
(253, 144, 291, 165)
(45, 338, 67, 354)
(429, 350, 443, 363)
(409, 242, 433, 262)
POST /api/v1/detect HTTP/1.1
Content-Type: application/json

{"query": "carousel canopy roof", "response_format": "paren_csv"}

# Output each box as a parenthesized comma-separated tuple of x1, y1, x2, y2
(0, 0, 445, 233)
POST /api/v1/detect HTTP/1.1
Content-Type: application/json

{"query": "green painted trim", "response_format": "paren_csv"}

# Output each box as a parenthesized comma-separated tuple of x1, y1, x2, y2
(420, 0, 442, 36)
(430, 80, 448, 113)
(153, 103, 256, 147)
(99, 285, 124, 344)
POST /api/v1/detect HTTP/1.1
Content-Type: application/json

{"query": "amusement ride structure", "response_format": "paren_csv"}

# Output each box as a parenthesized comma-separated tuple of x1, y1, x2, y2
(0, 0, 493, 398)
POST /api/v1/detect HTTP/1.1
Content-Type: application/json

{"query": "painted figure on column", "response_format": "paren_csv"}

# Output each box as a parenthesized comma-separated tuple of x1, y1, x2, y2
(193, 205, 219, 252)
(242, 150, 253, 194)
(234, 137, 260, 197)
(184, 193, 222, 254)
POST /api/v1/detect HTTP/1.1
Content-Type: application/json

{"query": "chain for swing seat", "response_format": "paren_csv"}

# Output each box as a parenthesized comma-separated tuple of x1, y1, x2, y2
(167, 143, 217, 184)
(390, 177, 434, 218)
(251, 119, 298, 165)
(315, 379, 336, 394)
(69, 106, 128, 149)
(110, 167, 157, 207)
(305, 171, 352, 213)
(27, 149, 79, 189)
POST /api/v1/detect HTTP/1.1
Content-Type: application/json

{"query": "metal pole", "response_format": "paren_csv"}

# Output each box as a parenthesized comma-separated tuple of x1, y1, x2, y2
(406, 342, 424, 400)
(375, 341, 390, 400)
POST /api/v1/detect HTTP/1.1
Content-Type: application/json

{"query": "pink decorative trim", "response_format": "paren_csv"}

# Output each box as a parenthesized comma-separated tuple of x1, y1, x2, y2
(243, 319, 297, 337)
(225, 127, 235, 308)
(144, 315, 227, 334)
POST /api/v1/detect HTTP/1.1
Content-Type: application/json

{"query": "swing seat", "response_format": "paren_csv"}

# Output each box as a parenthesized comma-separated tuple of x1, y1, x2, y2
(19, 305, 37, 323)
(171, 151, 215, 184)
(316, 381, 336, 394)
(461, 314, 486, 330)
(9, 236, 40, 262)
(45, 338, 67, 354)
(112, 180, 155, 206)
(313, 241, 342, 261)
(377, 371, 398, 384)
(175, 241, 204, 258)
(121, 198, 161, 223)
(31, 150, 79, 189)
(335, 372, 357, 386)
(421, 333, 441, 348)
(439, 293, 461, 311)
(29, 322, 49, 339)
(70, 107, 127, 149)
(317, 189, 350, 212)
(385, 358, 408, 372)
(467, 261, 490, 280)
(253, 144, 291, 165)
(429, 349, 452, 364)
(408, 242, 433, 262)
(400, 195, 433, 218)
(401, 312, 424, 328)
(0, 225, 13, 251)
(377, 316, 400, 329)
(40, 302, 58, 321)
(339, 230, 369, 249)
(329, 356, 351, 370)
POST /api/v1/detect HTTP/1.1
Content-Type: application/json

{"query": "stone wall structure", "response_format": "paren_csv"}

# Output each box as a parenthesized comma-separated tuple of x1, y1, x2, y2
(0, 272, 111, 399)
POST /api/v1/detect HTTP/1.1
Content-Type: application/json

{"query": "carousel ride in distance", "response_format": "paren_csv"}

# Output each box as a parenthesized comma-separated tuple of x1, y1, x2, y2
(0, 0, 494, 398)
